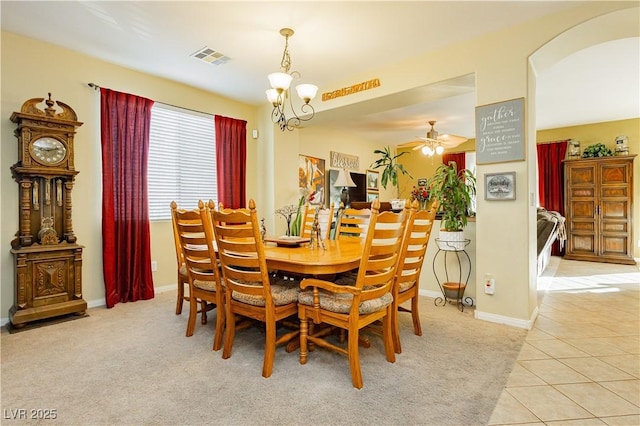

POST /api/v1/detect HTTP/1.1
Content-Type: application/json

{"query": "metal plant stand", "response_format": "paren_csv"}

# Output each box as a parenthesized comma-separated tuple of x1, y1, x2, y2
(433, 238, 474, 311)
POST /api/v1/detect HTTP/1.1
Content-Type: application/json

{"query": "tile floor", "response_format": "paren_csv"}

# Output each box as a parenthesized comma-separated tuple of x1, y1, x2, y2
(489, 257, 640, 426)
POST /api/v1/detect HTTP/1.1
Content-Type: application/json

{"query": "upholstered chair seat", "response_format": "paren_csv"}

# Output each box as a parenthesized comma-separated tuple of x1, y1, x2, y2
(298, 288, 392, 314)
(231, 277, 300, 307)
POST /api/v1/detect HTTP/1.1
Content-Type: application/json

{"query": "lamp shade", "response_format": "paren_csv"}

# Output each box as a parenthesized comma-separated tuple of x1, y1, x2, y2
(295, 83, 318, 103)
(334, 169, 356, 187)
(268, 72, 293, 91)
(265, 89, 280, 105)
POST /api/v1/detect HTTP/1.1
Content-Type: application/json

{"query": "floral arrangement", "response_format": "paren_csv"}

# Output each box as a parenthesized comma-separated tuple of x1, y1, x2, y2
(582, 142, 612, 158)
(411, 184, 429, 202)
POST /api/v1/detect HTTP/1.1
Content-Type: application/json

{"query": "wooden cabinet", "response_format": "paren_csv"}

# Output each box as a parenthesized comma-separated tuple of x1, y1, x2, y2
(564, 155, 635, 265)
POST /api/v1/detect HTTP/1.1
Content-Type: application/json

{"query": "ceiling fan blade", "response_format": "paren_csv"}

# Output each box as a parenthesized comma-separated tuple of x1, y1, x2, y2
(438, 134, 468, 147)
(412, 144, 425, 151)
(397, 141, 423, 149)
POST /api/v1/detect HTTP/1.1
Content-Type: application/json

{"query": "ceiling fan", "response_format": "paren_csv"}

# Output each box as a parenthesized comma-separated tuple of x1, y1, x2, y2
(398, 120, 468, 156)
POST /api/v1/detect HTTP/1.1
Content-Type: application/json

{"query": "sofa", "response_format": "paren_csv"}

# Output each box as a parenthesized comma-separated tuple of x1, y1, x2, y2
(537, 207, 566, 275)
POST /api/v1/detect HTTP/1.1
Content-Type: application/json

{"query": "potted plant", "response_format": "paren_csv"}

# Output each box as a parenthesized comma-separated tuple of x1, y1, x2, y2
(370, 146, 412, 207)
(426, 161, 476, 250)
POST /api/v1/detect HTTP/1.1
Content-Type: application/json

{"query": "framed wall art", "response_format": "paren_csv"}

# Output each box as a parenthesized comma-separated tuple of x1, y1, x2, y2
(366, 169, 379, 191)
(484, 172, 516, 201)
(475, 97, 525, 164)
(299, 155, 325, 205)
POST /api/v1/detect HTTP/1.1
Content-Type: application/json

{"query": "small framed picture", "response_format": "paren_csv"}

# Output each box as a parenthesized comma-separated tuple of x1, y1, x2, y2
(485, 172, 516, 201)
(366, 191, 378, 202)
(366, 169, 379, 191)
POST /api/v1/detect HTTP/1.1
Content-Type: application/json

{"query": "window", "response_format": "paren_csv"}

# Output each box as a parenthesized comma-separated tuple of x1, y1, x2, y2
(147, 103, 217, 220)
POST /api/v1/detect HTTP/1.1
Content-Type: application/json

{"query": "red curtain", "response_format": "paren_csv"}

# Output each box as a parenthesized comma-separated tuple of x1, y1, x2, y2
(536, 140, 568, 255)
(215, 115, 247, 208)
(100, 88, 155, 308)
(442, 152, 466, 172)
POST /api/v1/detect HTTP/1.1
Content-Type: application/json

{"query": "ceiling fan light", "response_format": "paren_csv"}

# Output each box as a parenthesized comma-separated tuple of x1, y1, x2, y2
(295, 83, 318, 104)
(268, 72, 293, 91)
(435, 144, 444, 155)
(422, 145, 434, 156)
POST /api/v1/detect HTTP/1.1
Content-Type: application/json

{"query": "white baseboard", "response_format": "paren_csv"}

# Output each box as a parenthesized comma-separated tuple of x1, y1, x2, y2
(419, 289, 442, 299)
(420, 288, 537, 330)
(1, 284, 178, 327)
(475, 306, 538, 330)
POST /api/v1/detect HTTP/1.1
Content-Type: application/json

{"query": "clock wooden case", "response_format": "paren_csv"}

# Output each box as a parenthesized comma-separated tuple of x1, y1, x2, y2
(8, 94, 87, 328)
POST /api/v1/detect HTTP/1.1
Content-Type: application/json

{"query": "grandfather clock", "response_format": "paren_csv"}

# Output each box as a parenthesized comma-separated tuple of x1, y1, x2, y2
(9, 94, 87, 328)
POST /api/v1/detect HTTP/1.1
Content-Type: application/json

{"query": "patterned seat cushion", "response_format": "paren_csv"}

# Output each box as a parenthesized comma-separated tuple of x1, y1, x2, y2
(231, 276, 300, 307)
(398, 279, 416, 293)
(179, 263, 188, 278)
(193, 279, 218, 292)
(298, 288, 392, 314)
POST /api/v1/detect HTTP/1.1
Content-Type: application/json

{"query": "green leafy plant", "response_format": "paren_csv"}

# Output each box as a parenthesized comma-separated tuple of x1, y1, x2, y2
(370, 146, 412, 197)
(426, 161, 476, 231)
(582, 143, 612, 158)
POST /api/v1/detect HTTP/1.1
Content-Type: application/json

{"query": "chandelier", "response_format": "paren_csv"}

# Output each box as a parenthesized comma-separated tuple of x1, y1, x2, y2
(266, 28, 318, 132)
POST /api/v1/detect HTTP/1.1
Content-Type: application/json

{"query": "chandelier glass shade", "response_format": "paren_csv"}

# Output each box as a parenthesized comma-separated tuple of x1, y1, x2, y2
(266, 28, 318, 131)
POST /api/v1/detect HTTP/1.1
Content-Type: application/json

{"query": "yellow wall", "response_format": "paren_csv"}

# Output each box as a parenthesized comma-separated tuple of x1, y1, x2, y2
(0, 32, 258, 316)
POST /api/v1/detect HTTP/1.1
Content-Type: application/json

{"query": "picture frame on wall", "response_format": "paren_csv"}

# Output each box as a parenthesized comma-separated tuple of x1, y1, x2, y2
(475, 97, 525, 164)
(485, 172, 516, 201)
(366, 191, 378, 202)
(366, 169, 379, 191)
(299, 155, 325, 205)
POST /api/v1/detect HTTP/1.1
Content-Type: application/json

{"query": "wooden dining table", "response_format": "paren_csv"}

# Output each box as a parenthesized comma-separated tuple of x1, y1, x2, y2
(263, 238, 364, 276)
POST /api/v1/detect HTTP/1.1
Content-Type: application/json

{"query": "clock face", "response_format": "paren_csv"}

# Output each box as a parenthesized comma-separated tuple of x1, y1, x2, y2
(31, 137, 67, 165)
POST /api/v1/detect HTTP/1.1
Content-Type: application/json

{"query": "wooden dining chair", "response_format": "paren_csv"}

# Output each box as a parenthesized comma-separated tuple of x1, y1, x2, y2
(335, 205, 372, 240)
(171, 201, 210, 323)
(297, 198, 407, 389)
(391, 199, 438, 354)
(171, 200, 225, 351)
(210, 199, 300, 378)
(300, 202, 335, 241)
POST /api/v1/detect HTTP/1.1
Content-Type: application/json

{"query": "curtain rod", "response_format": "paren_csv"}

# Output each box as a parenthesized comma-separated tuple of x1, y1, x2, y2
(537, 139, 571, 145)
(87, 82, 213, 116)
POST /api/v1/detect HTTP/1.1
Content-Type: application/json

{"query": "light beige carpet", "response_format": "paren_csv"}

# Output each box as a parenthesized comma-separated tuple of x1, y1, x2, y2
(1, 291, 527, 425)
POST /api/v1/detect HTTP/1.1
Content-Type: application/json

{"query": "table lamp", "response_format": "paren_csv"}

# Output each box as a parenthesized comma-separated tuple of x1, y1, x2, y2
(334, 169, 356, 207)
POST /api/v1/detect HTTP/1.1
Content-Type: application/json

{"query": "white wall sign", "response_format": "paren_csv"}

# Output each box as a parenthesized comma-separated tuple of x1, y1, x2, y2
(329, 151, 359, 170)
(475, 97, 525, 164)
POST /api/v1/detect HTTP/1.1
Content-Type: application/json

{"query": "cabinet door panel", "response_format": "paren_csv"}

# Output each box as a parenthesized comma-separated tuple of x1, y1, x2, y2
(569, 200, 595, 219)
(570, 234, 595, 253)
(600, 164, 629, 184)
(600, 235, 629, 257)
(570, 166, 596, 185)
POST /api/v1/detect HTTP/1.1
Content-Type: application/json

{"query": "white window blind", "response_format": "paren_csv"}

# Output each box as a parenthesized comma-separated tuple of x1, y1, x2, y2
(147, 103, 217, 220)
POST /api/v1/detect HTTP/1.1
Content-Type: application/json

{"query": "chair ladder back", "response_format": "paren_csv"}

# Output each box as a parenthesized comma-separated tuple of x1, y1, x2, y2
(336, 207, 371, 240)
(354, 203, 408, 296)
(172, 200, 221, 285)
(301, 202, 335, 240)
(211, 200, 272, 298)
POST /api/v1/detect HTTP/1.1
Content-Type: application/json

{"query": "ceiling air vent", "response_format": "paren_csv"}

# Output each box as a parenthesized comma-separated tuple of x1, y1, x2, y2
(190, 47, 230, 66)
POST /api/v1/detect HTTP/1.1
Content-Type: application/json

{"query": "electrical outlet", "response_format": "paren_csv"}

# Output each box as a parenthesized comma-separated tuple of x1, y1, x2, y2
(484, 274, 495, 295)
(151, 261, 158, 272)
